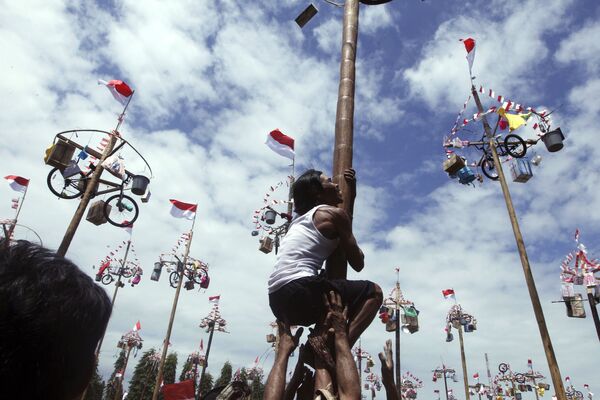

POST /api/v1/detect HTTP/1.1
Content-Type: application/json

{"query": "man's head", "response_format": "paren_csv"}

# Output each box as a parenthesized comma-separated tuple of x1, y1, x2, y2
(293, 169, 342, 214)
(0, 239, 112, 400)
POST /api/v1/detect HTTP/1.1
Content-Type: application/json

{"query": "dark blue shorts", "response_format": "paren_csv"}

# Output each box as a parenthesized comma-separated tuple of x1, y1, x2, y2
(268, 275, 376, 326)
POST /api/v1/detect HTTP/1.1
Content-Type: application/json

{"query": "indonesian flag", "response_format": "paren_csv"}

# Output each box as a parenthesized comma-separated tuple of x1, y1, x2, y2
(208, 295, 220, 303)
(575, 229, 580, 242)
(133, 320, 141, 331)
(266, 129, 295, 160)
(161, 380, 195, 400)
(473, 372, 479, 380)
(98, 79, 134, 105)
(527, 359, 532, 369)
(4, 175, 29, 192)
(565, 376, 570, 383)
(460, 38, 476, 76)
(115, 369, 124, 378)
(442, 289, 455, 300)
(170, 199, 197, 220)
(123, 222, 134, 235)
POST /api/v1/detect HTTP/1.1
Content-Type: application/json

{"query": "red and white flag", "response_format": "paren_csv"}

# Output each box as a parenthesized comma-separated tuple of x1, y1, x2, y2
(98, 79, 134, 106)
(442, 289, 455, 300)
(169, 199, 197, 220)
(473, 372, 479, 380)
(115, 369, 124, 378)
(123, 222, 134, 235)
(460, 38, 476, 76)
(266, 129, 295, 160)
(4, 175, 29, 193)
(527, 359, 532, 369)
(133, 320, 141, 331)
(208, 295, 220, 303)
(575, 229, 580, 242)
(161, 380, 195, 400)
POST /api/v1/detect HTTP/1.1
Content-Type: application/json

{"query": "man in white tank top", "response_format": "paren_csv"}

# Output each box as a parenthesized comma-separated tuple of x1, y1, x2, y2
(267, 168, 383, 365)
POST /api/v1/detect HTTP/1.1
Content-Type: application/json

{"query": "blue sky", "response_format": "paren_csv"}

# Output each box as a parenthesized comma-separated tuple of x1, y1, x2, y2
(2, 0, 600, 398)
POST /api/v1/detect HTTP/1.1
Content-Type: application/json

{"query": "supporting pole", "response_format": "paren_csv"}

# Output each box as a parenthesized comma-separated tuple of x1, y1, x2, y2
(57, 92, 134, 257)
(114, 345, 133, 400)
(586, 287, 600, 341)
(395, 307, 401, 396)
(443, 369, 450, 400)
(358, 338, 362, 397)
(328, 0, 359, 280)
(198, 321, 216, 398)
(6, 181, 29, 240)
(471, 86, 566, 399)
(394, 270, 401, 396)
(80, 240, 131, 400)
(485, 353, 492, 390)
(57, 133, 117, 256)
(457, 325, 470, 400)
(152, 219, 196, 400)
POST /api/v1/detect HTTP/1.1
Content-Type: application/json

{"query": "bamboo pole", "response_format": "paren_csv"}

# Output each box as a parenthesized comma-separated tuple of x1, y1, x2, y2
(151, 217, 196, 400)
(457, 325, 470, 400)
(586, 287, 600, 342)
(198, 321, 216, 398)
(328, 0, 359, 280)
(114, 345, 133, 400)
(471, 85, 566, 399)
(394, 273, 401, 396)
(443, 369, 450, 400)
(57, 93, 134, 256)
(6, 180, 29, 241)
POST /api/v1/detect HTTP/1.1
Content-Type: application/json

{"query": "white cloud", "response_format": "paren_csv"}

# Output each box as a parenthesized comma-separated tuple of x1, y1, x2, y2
(2, 0, 599, 397)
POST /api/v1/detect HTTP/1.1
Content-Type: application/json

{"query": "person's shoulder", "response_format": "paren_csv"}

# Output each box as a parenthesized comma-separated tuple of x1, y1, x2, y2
(314, 206, 349, 221)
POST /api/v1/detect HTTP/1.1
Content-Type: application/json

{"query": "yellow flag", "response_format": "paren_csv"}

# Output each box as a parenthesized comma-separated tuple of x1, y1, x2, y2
(497, 107, 532, 131)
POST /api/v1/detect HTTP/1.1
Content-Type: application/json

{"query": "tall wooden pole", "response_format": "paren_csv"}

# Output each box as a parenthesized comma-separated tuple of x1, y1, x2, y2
(57, 93, 134, 257)
(394, 272, 401, 396)
(114, 345, 133, 400)
(328, 0, 359, 280)
(471, 86, 566, 399)
(443, 369, 450, 400)
(198, 321, 216, 397)
(80, 240, 132, 400)
(457, 325, 470, 400)
(586, 287, 600, 342)
(152, 217, 196, 400)
(6, 181, 29, 240)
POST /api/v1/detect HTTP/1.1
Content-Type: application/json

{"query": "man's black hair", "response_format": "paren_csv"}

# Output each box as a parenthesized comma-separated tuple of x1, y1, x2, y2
(0, 239, 112, 400)
(293, 169, 324, 215)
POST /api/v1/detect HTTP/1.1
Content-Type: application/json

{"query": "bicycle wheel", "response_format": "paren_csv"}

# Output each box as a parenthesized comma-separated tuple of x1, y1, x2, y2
(101, 273, 114, 285)
(481, 157, 499, 181)
(104, 194, 139, 227)
(498, 363, 509, 373)
(504, 134, 527, 158)
(169, 271, 180, 288)
(47, 168, 86, 199)
(121, 266, 134, 279)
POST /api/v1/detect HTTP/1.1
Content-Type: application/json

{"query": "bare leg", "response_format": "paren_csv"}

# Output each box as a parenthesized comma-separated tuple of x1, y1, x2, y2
(347, 283, 383, 346)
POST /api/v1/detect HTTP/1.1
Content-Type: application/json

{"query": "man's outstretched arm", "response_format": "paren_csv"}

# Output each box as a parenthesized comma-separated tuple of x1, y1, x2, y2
(264, 322, 303, 400)
(378, 339, 399, 400)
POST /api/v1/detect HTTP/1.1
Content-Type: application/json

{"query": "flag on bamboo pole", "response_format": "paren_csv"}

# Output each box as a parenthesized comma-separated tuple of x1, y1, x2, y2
(208, 295, 220, 304)
(4, 175, 29, 192)
(473, 372, 479, 380)
(442, 289, 455, 300)
(169, 199, 197, 220)
(575, 229, 580, 242)
(133, 320, 141, 331)
(161, 380, 195, 400)
(98, 79, 134, 105)
(460, 38, 476, 76)
(266, 129, 295, 160)
(527, 359, 532, 369)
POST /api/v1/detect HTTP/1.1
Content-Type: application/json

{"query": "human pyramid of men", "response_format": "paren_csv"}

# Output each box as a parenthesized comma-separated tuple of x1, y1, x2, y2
(263, 168, 398, 400)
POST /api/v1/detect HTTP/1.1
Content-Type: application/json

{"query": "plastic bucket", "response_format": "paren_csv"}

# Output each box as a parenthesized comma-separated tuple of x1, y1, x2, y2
(264, 209, 277, 225)
(131, 175, 150, 196)
(541, 128, 565, 152)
